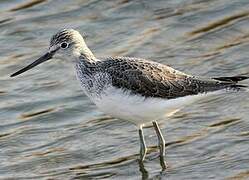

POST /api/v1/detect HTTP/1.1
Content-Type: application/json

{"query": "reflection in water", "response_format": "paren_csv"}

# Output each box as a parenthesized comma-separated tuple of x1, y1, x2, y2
(1, 0, 249, 179)
(139, 160, 149, 180)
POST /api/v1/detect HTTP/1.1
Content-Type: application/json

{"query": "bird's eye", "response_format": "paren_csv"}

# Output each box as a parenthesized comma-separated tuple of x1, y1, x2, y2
(60, 42, 68, 49)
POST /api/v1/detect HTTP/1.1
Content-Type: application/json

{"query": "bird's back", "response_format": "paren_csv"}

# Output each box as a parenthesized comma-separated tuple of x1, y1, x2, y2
(91, 57, 246, 99)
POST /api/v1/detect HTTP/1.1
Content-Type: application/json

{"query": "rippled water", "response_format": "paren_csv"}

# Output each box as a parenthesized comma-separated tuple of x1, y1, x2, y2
(1, 0, 249, 179)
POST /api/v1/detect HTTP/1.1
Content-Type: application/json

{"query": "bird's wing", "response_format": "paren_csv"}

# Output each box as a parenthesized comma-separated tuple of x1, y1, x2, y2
(100, 57, 237, 99)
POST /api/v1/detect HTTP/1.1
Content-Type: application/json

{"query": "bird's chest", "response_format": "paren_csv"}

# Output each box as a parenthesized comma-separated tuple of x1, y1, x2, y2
(75, 64, 111, 97)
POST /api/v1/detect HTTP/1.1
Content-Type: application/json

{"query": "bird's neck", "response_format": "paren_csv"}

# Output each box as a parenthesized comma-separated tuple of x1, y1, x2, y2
(73, 43, 97, 64)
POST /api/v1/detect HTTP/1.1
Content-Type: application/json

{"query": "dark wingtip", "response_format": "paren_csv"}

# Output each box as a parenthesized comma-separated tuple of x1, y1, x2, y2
(228, 84, 248, 91)
(213, 75, 249, 83)
(230, 84, 248, 88)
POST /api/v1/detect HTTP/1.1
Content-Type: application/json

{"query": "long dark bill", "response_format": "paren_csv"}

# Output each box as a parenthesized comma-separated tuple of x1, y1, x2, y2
(10, 52, 54, 77)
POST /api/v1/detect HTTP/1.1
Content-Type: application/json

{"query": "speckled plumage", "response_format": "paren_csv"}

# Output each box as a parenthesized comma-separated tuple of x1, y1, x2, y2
(75, 55, 245, 99)
(10, 29, 248, 167)
(11, 28, 248, 101)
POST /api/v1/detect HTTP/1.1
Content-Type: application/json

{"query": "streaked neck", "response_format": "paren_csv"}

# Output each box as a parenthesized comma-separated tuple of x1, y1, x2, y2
(74, 42, 97, 63)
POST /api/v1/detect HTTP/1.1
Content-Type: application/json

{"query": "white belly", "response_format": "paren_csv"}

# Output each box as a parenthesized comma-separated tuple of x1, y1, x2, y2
(90, 86, 213, 126)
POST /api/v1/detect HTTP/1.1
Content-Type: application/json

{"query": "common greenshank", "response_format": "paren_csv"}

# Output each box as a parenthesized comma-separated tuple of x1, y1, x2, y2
(11, 29, 248, 170)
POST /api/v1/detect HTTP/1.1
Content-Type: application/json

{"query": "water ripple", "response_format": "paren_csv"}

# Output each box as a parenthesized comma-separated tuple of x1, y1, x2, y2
(9, 0, 47, 11)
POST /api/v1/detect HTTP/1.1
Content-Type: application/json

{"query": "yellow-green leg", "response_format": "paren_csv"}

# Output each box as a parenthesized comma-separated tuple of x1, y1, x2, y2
(152, 121, 167, 170)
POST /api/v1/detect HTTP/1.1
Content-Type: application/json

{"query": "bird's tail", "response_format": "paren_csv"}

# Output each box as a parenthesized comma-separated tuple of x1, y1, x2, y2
(212, 75, 249, 89)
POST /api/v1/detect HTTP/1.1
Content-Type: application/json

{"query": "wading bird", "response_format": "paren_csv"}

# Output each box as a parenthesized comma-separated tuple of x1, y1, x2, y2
(11, 29, 248, 170)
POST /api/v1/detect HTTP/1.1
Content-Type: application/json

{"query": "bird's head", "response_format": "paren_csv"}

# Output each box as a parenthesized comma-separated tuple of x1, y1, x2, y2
(10, 29, 93, 77)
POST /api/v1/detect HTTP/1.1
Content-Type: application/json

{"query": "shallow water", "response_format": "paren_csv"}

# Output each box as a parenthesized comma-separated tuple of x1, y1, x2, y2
(1, 0, 249, 179)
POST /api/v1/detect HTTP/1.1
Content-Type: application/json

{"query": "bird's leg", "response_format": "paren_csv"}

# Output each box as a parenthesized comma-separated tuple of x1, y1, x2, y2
(152, 121, 167, 170)
(139, 125, 147, 162)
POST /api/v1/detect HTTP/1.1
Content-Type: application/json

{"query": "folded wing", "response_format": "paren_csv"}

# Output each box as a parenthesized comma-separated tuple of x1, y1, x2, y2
(101, 57, 248, 99)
